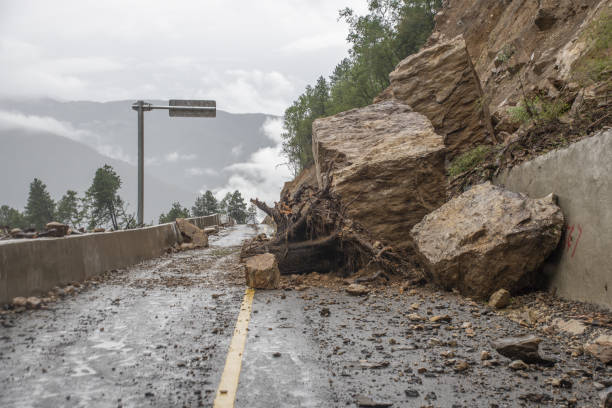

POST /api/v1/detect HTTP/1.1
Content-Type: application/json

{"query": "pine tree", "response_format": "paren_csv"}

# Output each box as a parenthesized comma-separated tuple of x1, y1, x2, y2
(192, 190, 218, 216)
(159, 202, 190, 224)
(56, 190, 83, 228)
(218, 192, 232, 215)
(227, 190, 248, 224)
(246, 203, 258, 224)
(84, 164, 130, 230)
(24, 178, 55, 230)
(0, 205, 26, 229)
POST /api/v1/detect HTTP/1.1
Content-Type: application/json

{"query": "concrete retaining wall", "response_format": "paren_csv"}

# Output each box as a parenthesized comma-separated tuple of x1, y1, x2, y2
(0, 215, 221, 304)
(495, 129, 612, 309)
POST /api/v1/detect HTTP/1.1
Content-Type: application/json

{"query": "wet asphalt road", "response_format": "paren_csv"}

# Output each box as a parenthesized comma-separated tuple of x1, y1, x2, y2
(0, 225, 255, 408)
(1, 225, 610, 407)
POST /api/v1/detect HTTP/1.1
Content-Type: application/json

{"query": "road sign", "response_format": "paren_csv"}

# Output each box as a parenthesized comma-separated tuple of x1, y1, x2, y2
(132, 99, 216, 226)
(169, 99, 216, 117)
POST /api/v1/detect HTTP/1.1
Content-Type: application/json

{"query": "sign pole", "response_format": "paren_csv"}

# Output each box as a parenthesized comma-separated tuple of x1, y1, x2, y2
(132, 99, 215, 227)
(137, 100, 145, 226)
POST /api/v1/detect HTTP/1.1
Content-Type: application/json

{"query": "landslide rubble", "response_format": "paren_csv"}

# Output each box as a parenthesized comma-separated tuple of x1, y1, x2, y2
(246, 0, 609, 304)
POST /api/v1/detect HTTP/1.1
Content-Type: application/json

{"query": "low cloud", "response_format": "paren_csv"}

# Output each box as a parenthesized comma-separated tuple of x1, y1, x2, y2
(214, 117, 291, 205)
(165, 151, 196, 162)
(186, 167, 218, 177)
(231, 144, 243, 157)
(0, 109, 132, 163)
(281, 32, 347, 53)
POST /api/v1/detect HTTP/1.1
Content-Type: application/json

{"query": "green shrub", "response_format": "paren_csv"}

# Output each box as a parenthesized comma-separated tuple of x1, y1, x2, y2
(573, 11, 612, 84)
(494, 44, 515, 66)
(448, 146, 491, 178)
(507, 97, 569, 125)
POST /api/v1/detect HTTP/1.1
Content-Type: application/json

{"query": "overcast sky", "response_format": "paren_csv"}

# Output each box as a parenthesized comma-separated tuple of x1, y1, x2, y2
(0, 0, 369, 115)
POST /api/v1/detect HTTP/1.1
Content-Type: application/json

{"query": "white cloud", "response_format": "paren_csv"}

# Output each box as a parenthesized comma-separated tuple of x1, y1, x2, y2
(165, 151, 196, 163)
(185, 167, 218, 177)
(0, 110, 132, 163)
(214, 118, 291, 205)
(0, 1, 371, 114)
(281, 33, 348, 53)
(231, 144, 243, 157)
(205, 69, 296, 115)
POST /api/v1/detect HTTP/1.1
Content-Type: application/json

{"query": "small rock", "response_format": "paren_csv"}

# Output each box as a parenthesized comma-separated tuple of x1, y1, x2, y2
(509, 360, 529, 370)
(488, 289, 511, 309)
(12, 297, 27, 307)
(454, 360, 469, 372)
(26, 297, 41, 309)
(493, 335, 553, 365)
(551, 377, 572, 389)
(553, 318, 586, 336)
(408, 313, 425, 322)
(359, 360, 390, 369)
(585, 335, 612, 364)
(272, 352, 281, 358)
(429, 314, 451, 323)
(356, 395, 392, 407)
(346, 284, 369, 296)
(481, 351, 492, 361)
(404, 389, 419, 398)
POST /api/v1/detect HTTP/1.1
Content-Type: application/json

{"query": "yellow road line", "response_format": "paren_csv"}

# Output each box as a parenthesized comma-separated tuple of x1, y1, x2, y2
(213, 288, 255, 408)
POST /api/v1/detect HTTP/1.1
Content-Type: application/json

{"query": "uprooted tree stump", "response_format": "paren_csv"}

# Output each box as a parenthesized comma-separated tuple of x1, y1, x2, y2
(244, 177, 422, 281)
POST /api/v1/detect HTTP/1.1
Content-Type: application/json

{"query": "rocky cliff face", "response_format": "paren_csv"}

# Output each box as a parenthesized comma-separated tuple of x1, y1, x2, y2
(389, 35, 495, 159)
(431, 0, 610, 131)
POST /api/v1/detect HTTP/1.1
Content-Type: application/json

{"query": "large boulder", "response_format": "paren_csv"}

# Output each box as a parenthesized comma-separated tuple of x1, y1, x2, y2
(245, 253, 280, 289)
(411, 183, 564, 298)
(312, 100, 446, 252)
(175, 218, 208, 248)
(389, 35, 494, 159)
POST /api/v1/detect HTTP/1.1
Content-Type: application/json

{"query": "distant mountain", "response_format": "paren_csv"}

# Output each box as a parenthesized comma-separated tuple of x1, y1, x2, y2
(0, 98, 279, 222)
(0, 129, 197, 224)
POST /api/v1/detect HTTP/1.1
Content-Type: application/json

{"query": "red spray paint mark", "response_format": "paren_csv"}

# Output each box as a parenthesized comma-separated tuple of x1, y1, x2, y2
(565, 224, 583, 258)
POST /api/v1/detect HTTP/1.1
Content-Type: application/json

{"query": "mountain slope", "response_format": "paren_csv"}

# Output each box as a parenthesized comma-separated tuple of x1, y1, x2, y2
(0, 129, 196, 224)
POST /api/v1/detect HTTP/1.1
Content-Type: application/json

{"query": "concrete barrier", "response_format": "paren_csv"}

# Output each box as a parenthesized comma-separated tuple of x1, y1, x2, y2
(495, 129, 612, 309)
(187, 214, 220, 229)
(0, 215, 221, 304)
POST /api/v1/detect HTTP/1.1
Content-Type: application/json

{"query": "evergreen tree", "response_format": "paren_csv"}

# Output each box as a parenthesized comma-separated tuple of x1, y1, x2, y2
(192, 190, 218, 216)
(24, 178, 55, 230)
(84, 164, 130, 230)
(227, 190, 248, 224)
(218, 192, 233, 215)
(246, 203, 258, 224)
(159, 202, 190, 224)
(0, 205, 26, 229)
(56, 190, 83, 228)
